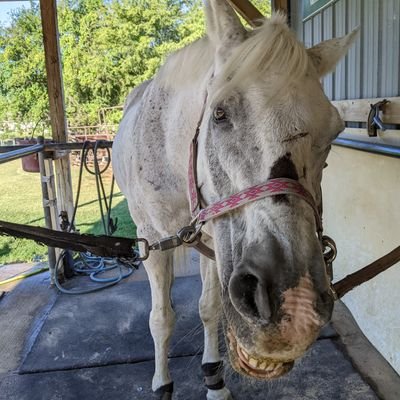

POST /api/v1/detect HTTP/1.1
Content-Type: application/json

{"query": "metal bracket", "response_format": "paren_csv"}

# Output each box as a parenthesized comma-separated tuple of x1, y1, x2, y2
(53, 150, 70, 159)
(43, 199, 57, 208)
(367, 99, 390, 137)
(41, 175, 55, 184)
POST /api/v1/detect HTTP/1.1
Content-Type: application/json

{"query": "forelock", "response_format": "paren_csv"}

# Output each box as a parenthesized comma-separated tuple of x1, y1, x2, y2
(210, 13, 310, 106)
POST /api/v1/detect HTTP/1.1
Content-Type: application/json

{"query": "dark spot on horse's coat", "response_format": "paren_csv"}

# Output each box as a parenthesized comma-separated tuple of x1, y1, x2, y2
(269, 154, 299, 204)
(270, 154, 298, 180)
(139, 166, 143, 171)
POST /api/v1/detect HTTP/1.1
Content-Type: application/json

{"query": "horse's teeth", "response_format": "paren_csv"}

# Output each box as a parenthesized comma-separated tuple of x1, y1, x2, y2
(274, 362, 283, 370)
(249, 358, 258, 368)
(266, 363, 276, 372)
(259, 361, 267, 370)
(241, 348, 249, 360)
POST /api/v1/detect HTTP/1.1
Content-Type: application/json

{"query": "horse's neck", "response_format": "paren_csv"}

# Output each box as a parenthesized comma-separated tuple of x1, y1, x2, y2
(155, 36, 214, 144)
(153, 73, 211, 166)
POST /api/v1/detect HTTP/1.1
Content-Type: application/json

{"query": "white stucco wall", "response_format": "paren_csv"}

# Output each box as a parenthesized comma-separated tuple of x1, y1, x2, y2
(322, 146, 400, 374)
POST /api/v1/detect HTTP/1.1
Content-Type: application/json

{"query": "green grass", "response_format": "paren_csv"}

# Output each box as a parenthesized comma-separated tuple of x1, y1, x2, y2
(0, 160, 136, 264)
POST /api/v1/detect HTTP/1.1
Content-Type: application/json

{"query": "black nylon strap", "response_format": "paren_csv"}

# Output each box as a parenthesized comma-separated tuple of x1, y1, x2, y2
(204, 376, 225, 390)
(202, 361, 223, 376)
(202, 361, 225, 390)
(0, 219, 137, 258)
(154, 382, 173, 399)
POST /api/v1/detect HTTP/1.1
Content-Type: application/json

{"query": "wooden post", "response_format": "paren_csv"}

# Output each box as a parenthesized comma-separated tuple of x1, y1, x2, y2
(39, 0, 74, 225)
(272, 0, 290, 12)
(271, 0, 291, 24)
(227, 0, 264, 27)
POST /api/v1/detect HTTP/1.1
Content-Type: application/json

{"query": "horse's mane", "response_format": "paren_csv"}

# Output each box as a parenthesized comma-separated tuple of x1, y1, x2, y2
(158, 13, 309, 102)
(157, 36, 214, 88)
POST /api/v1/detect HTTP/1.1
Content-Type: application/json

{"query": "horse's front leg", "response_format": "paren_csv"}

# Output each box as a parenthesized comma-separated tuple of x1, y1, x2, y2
(144, 250, 176, 399)
(199, 255, 233, 400)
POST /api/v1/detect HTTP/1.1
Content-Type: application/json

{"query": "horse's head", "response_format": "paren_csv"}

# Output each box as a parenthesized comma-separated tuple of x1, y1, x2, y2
(196, 3, 357, 379)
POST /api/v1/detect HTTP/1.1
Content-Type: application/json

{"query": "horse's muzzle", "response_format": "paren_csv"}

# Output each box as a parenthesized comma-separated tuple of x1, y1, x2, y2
(224, 243, 334, 379)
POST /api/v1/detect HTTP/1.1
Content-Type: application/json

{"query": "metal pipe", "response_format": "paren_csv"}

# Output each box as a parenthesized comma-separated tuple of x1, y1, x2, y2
(333, 138, 400, 158)
(0, 143, 44, 163)
(0, 141, 113, 154)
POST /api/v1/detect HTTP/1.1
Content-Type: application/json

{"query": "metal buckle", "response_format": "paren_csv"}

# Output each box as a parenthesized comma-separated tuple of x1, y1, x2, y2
(135, 238, 150, 261)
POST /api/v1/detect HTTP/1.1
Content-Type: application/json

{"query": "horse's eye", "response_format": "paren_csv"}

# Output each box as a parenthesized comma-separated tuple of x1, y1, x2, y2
(213, 107, 227, 123)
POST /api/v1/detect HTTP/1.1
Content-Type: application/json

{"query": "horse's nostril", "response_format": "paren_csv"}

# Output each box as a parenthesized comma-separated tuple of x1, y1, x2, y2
(317, 290, 334, 322)
(229, 272, 271, 323)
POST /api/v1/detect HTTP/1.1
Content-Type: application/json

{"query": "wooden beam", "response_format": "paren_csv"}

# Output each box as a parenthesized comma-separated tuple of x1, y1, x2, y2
(39, 0, 74, 224)
(332, 97, 400, 124)
(271, 0, 290, 24)
(271, 0, 290, 13)
(226, 0, 264, 27)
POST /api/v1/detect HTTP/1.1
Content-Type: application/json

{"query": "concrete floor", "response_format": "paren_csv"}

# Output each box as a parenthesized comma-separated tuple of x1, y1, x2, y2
(0, 255, 399, 400)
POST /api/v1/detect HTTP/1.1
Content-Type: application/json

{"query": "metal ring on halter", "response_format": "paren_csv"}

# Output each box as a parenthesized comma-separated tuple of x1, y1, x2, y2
(177, 222, 203, 245)
(322, 235, 337, 264)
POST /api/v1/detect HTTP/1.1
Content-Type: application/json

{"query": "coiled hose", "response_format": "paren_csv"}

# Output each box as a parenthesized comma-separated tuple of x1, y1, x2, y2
(54, 141, 138, 295)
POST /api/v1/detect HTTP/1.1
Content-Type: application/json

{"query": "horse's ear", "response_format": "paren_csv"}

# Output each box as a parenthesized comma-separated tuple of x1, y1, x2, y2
(307, 28, 359, 77)
(204, 0, 246, 58)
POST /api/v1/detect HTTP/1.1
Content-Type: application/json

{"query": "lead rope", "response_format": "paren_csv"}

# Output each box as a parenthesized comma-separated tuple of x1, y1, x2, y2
(54, 141, 138, 295)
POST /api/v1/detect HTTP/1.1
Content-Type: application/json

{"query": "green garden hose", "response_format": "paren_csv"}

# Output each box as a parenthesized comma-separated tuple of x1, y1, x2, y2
(0, 267, 49, 286)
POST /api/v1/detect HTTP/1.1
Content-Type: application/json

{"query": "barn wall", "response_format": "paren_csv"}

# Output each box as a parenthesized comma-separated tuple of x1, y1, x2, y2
(290, 0, 400, 374)
(291, 0, 400, 100)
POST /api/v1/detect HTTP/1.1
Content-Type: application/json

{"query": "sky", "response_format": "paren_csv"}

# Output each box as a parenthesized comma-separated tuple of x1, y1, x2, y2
(0, 1, 36, 27)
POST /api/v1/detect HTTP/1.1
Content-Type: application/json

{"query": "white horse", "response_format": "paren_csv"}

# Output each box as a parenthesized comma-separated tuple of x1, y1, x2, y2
(113, 2, 357, 399)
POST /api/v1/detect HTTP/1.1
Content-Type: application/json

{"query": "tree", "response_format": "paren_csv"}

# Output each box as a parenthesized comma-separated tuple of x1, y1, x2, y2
(0, 2, 49, 133)
(0, 0, 271, 131)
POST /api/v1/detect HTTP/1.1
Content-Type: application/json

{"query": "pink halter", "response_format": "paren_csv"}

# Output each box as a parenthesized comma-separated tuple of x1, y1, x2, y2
(188, 105, 322, 235)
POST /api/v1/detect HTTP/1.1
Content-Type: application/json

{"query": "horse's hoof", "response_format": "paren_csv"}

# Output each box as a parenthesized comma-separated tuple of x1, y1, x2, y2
(206, 387, 233, 400)
(154, 382, 173, 399)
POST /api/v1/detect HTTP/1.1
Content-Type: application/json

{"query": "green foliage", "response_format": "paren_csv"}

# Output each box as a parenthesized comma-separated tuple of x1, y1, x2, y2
(0, 0, 270, 132)
(253, 0, 272, 17)
(0, 3, 49, 133)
